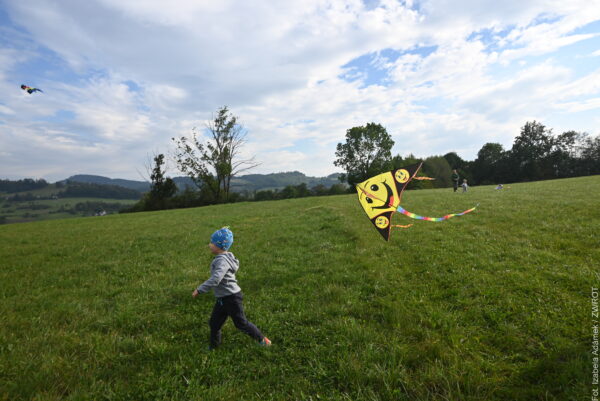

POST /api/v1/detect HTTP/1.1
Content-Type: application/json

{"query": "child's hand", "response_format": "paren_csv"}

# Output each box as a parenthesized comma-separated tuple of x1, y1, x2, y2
(192, 289, 199, 298)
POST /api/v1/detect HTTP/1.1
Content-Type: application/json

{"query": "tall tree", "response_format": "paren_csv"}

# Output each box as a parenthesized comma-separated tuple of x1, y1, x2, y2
(443, 152, 465, 170)
(149, 154, 177, 204)
(472, 143, 506, 184)
(422, 156, 452, 188)
(443, 151, 473, 185)
(334, 122, 395, 187)
(580, 134, 600, 175)
(173, 106, 259, 202)
(510, 121, 554, 181)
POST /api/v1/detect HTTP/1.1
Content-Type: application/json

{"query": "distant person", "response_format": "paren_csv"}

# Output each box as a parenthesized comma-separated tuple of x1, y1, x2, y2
(193, 227, 271, 350)
(495, 184, 504, 190)
(451, 169, 460, 192)
(462, 179, 469, 193)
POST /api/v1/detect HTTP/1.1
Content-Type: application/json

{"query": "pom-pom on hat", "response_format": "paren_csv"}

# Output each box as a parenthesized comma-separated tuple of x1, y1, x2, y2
(210, 227, 233, 250)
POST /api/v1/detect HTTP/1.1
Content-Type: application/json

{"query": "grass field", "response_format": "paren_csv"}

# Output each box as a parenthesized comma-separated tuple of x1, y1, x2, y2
(1, 176, 598, 400)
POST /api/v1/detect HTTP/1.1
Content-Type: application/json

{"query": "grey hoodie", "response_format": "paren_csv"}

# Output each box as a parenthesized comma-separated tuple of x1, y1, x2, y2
(196, 252, 241, 298)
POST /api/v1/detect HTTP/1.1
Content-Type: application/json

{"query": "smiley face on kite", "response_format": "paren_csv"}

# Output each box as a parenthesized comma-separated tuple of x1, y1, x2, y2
(394, 169, 410, 184)
(357, 175, 398, 219)
(374, 215, 390, 229)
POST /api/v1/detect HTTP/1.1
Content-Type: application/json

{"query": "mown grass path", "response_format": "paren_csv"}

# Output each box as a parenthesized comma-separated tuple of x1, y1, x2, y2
(1, 176, 598, 400)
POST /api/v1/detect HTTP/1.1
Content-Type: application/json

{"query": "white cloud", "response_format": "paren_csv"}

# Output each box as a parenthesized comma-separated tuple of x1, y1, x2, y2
(0, 0, 599, 181)
(0, 104, 15, 115)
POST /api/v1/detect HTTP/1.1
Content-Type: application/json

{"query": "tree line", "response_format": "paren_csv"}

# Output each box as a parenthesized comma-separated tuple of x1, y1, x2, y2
(334, 120, 600, 188)
(0, 178, 49, 193)
(59, 181, 142, 200)
(123, 110, 600, 214)
(123, 154, 349, 213)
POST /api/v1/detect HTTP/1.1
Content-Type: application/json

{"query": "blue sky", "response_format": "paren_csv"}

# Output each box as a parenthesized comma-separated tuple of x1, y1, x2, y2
(1, 0, 599, 181)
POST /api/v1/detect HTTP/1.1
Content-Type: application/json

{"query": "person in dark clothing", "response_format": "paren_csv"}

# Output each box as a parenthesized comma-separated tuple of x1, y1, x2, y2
(192, 227, 271, 349)
(451, 169, 460, 192)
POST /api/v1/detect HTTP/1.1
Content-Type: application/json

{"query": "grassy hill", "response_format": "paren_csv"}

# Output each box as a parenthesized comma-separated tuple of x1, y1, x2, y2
(0, 183, 138, 224)
(65, 171, 344, 193)
(0, 176, 597, 400)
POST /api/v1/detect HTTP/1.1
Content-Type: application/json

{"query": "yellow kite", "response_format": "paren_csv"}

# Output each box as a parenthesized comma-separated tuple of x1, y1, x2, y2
(356, 162, 477, 241)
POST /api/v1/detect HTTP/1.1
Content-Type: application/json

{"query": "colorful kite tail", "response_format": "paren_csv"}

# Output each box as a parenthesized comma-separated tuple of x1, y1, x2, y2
(396, 204, 478, 222)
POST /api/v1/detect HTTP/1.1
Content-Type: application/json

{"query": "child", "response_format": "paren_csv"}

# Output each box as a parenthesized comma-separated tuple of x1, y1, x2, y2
(192, 227, 271, 349)
(462, 178, 468, 193)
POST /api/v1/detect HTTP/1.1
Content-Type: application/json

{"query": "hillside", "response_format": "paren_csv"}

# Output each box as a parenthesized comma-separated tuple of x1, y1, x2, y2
(0, 176, 597, 400)
(0, 182, 139, 224)
(66, 171, 343, 193)
(65, 175, 151, 192)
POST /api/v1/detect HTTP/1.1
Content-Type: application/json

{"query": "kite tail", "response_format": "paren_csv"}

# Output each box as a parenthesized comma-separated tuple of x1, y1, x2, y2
(396, 204, 478, 222)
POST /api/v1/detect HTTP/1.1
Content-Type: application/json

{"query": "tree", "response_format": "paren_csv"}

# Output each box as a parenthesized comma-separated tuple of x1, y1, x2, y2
(472, 143, 506, 184)
(173, 106, 259, 203)
(311, 184, 329, 196)
(295, 183, 311, 198)
(580, 134, 600, 175)
(510, 121, 554, 181)
(255, 190, 276, 201)
(148, 154, 177, 209)
(443, 152, 466, 170)
(334, 122, 395, 187)
(329, 183, 348, 195)
(280, 185, 299, 199)
(422, 156, 452, 188)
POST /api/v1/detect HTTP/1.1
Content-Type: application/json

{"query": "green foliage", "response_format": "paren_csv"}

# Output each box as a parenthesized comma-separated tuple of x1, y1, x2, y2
(172, 106, 258, 203)
(448, 121, 600, 185)
(60, 181, 142, 200)
(472, 143, 506, 185)
(231, 172, 342, 192)
(137, 154, 179, 211)
(1, 176, 596, 400)
(422, 156, 452, 188)
(0, 178, 48, 193)
(510, 121, 554, 180)
(334, 122, 395, 187)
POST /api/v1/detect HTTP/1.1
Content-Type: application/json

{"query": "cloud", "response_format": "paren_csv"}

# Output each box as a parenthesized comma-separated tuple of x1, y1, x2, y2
(0, 0, 599, 181)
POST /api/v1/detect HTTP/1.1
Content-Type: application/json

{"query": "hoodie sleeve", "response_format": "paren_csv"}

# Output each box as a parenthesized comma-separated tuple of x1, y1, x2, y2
(196, 257, 229, 294)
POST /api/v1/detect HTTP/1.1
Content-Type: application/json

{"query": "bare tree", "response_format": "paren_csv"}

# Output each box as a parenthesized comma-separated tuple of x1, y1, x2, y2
(172, 106, 259, 202)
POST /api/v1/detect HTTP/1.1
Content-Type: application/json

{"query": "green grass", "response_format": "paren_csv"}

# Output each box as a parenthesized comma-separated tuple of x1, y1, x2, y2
(1, 176, 598, 400)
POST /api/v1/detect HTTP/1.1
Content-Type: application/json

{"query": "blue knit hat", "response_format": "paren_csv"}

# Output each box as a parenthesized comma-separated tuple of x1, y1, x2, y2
(210, 227, 233, 250)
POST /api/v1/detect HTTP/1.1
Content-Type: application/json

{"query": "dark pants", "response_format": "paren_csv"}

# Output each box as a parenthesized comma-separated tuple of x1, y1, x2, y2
(209, 292, 263, 348)
(453, 181, 458, 192)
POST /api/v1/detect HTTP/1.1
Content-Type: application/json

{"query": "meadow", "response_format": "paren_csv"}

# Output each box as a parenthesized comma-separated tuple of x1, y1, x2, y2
(0, 176, 598, 400)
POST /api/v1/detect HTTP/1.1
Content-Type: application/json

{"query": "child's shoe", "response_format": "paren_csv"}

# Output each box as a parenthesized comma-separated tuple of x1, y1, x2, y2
(259, 337, 271, 346)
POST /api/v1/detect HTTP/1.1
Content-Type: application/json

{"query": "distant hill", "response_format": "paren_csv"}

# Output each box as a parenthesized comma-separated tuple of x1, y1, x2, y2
(231, 171, 342, 192)
(64, 175, 151, 192)
(65, 172, 343, 193)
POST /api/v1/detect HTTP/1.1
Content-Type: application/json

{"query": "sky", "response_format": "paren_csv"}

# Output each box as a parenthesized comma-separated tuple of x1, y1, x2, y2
(1, 0, 599, 182)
